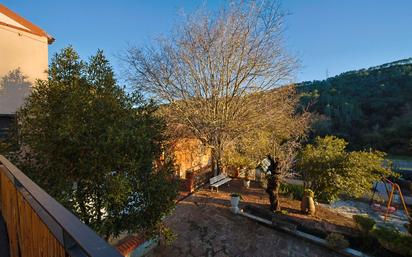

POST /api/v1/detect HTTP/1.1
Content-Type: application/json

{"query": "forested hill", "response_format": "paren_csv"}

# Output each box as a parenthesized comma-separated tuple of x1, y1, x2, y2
(298, 58, 412, 155)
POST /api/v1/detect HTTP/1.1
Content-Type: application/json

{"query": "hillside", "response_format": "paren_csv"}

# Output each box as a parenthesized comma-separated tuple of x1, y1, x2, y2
(298, 58, 412, 155)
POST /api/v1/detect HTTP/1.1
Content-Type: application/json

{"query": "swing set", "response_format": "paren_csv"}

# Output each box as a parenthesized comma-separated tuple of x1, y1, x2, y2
(370, 177, 410, 221)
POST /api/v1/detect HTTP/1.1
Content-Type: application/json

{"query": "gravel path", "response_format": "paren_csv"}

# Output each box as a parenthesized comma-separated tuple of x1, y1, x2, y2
(323, 200, 409, 232)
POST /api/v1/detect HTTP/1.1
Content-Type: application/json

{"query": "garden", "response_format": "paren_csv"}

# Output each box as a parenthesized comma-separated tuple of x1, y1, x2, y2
(224, 136, 412, 257)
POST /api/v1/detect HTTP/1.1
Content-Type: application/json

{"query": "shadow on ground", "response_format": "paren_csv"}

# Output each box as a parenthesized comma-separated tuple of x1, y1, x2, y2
(154, 179, 344, 257)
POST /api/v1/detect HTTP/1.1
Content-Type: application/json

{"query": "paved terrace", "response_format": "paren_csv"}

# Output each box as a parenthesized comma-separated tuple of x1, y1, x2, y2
(154, 179, 341, 257)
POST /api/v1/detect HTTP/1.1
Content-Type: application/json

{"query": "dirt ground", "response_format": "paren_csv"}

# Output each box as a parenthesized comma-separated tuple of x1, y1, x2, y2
(154, 179, 349, 257)
(201, 179, 356, 231)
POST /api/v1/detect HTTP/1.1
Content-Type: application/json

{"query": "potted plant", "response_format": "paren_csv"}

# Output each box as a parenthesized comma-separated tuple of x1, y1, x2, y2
(230, 193, 242, 214)
(300, 189, 315, 215)
(233, 166, 240, 178)
(243, 169, 251, 188)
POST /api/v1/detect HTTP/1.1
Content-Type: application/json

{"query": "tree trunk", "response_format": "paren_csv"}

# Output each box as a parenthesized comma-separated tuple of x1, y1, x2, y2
(211, 137, 223, 176)
(273, 179, 281, 211)
(266, 174, 281, 212)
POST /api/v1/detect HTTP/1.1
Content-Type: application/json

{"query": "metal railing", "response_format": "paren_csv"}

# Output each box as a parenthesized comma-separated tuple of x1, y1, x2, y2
(0, 155, 123, 257)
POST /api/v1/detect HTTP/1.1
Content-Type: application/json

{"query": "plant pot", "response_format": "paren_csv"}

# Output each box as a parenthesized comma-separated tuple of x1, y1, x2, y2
(185, 171, 195, 192)
(301, 196, 315, 215)
(233, 169, 239, 178)
(230, 196, 240, 214)
(255, 168, 261, 182)
(243, 180, 250, 188)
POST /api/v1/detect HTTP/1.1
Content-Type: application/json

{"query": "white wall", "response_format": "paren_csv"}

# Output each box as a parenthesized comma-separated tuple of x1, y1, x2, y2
(0, 24, 49, 114)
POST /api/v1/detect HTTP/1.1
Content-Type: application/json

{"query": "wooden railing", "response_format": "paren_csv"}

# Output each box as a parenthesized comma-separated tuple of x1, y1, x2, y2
(0, 155, 123, 257)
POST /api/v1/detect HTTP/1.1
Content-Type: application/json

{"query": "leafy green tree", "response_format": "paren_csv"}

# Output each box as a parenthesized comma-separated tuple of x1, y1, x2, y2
(298, 136, 393, 202)
(299, 58, 412, 155)
(15, 46, 177, 239)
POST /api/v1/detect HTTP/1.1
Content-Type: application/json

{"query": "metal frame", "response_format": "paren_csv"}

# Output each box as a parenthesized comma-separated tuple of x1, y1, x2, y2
(0, 155, 123, 257)
(381, 177, 410, 221)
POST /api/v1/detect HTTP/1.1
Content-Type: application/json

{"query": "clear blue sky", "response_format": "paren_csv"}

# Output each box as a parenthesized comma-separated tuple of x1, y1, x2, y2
(3, 0, 412, 82)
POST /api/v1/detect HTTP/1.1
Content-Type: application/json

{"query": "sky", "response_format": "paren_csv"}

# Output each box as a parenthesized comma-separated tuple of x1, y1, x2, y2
(3, 0, 412, 82)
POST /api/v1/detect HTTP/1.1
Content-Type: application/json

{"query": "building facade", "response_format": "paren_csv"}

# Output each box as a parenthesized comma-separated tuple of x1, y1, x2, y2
(0, 4, 53, 137)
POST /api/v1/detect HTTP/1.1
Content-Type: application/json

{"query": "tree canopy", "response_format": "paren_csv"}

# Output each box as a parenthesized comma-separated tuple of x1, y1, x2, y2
(299, 58, 412, 155)
(13, 46, 177, 239)
(298, 136, 393, 202)
(123, 0, 299, 173)
(223, 86, 311, 175)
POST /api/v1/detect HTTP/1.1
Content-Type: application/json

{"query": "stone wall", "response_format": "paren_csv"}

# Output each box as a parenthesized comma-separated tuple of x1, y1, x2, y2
(170, 138, 211, 178)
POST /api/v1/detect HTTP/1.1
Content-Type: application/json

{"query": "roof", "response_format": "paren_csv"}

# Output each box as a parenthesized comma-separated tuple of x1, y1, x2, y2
(115, 235, 145, 256)
(0, 4, 54, 44)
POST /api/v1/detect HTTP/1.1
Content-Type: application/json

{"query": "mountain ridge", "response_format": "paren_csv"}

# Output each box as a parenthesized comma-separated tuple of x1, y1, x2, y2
(298, 57, 412, 155)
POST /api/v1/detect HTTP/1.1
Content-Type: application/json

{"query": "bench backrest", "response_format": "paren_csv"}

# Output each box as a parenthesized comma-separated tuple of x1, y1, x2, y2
(210, 173, 227, 185)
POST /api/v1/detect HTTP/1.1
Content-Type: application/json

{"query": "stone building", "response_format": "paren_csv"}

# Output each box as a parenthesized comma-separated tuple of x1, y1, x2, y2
(169, 138, 211, 178)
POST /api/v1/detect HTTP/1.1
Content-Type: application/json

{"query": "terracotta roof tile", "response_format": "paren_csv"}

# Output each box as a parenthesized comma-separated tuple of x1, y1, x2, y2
(115, 235, 145, 256)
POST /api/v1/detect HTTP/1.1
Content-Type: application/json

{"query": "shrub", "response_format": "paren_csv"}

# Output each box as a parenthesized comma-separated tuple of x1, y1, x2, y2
(275, 210, 289, 215)
(230, 193, 242, 199)
(304, 188, 315, 198)
(353, 215, 375, 234)
(372, 226, 412, 256)
(280, 183, 304, 200)
(297, 136, 393, 202)
(326, 233, 349, 250)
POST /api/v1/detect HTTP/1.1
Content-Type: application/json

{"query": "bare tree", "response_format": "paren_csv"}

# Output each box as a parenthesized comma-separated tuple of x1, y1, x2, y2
(223, 85, 312, 177)
(123, 0, 297, 175)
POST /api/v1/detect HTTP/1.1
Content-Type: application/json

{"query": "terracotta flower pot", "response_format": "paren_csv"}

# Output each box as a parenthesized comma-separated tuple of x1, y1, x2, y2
(186, 171, 195, 192)
(234, 169, 239, 178)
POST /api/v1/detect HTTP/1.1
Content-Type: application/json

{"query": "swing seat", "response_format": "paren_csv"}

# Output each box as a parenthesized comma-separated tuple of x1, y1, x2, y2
(386, 206, 396, 214)
(371, 203, 396, 214)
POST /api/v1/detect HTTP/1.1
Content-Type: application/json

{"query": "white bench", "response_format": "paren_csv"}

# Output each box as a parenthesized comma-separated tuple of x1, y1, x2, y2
(210, 173, 232, 192)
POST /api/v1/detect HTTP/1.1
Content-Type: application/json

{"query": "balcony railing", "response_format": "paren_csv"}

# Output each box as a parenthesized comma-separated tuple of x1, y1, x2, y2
(0, 155, 123, 257)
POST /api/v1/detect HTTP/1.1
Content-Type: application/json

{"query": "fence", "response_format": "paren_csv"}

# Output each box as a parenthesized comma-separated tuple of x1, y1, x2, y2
(0, 155, 123, 257)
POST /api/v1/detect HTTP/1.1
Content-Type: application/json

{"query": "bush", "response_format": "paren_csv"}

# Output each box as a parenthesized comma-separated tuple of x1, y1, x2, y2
(304, 188, 315, 198)
(297, 136, 393, 202)
(353, 215, 375, 234)
(230, 193, 242, 199)
(372, 226, 412, 256)
(280, 183, 304, 200)
(326, 233, 349, 250)
(275, 210, 289, 215)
